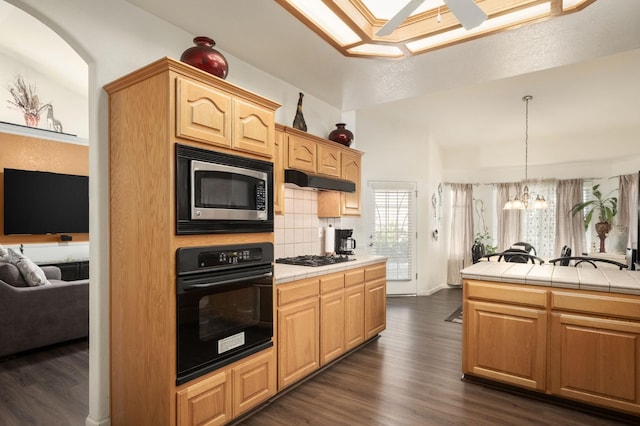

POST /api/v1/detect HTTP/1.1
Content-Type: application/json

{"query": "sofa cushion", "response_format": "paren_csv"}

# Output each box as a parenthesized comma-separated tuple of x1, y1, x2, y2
(0, 244, 8, 258)
(0, 262, 28, 287)
(6, 249, 50, 286)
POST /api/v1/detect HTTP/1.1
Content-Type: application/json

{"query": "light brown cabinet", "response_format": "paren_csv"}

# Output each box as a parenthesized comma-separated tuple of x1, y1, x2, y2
(548, 291, 640, 415)
(274, 124, 285, 215)
(463, 279, 640, 416)
(176, 348, 275, 426)
(317, 143, 341, 177)
(364, 263, 387, 339)
(339, 151, 362, 216)
(344, 268, 366, 350)
(287, 133, 316, 172)
(105, 58, 279, 425)
(320, 273, 346, 366)
(277, 278, 320, 389)
(176, 76, 275, 158)
(277, 262, 386, 391)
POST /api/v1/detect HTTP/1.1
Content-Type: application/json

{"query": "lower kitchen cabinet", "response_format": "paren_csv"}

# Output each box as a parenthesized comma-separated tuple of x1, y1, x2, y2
(464, 300, 547, 391)
(277, 278, 320, 390)
(176, 348, 275, 426)
(364, 263, 387, 339)
(549, 291, 640, 415)
(320, 273, 346, 366)
(463, 279, 640, 416)
(344, 282, 365, 350)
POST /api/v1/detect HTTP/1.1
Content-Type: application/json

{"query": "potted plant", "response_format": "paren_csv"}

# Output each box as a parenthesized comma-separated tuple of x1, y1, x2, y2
(569, 184, 618, 253)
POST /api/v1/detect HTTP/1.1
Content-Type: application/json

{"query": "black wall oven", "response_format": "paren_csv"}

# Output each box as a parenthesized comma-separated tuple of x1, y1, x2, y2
(176, 242, 273, 385)
(175, 144, 274, 234)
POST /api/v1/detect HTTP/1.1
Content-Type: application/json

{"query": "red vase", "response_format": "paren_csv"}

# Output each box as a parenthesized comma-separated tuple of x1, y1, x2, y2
(180, 36, 229, 79)
(328, 123, 353, 146)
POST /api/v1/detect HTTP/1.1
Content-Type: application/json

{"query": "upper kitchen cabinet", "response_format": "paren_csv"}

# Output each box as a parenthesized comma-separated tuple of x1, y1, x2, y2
(281, 126, 363, 217)
(176, 71, 278, 159)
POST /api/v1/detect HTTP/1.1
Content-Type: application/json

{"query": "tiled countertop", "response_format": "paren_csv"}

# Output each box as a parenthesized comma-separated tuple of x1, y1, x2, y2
(461, 262, 640, 295)
(274, 255, 387, 285)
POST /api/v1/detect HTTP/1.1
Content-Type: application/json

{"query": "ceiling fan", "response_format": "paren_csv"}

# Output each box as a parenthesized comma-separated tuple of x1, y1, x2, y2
(376, 0, 487, 36)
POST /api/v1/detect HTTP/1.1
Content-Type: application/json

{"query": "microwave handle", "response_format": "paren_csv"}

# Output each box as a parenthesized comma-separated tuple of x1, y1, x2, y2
(182, 271, 273, 292)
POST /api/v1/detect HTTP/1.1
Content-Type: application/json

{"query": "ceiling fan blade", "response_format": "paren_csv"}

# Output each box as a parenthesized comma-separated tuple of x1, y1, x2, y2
(443, 0, 487, 30)
(376, 0, 425, 37)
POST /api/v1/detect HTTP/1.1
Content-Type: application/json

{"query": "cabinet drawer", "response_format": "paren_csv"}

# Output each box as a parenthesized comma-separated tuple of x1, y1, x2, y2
(465, 280, 548, 309)
(365, 263, 386, 281)
(277, 278, 319, 306)
(551, 290, 640, 321)
(345, 268, 365, 287)
(320, 272, 345, 294)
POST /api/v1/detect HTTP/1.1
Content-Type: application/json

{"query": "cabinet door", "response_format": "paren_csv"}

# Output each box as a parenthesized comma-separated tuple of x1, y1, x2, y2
(316, 144, 341, 177)
(344, 283, 365, 350)
(320, 290, 345, 366)
(549, 313, 640, 414)
(287, 135, 316, 172)
(464, 300, 547, 391)
(176, 77, 232, 148)
(340, 151, 361, 216)
(232, 99, 274, 158)
(232, 349, 276, 417)
(364, 278, 386, 339)
(278, 298, 320, 389)
(273, 126, 284, 215)
(176, 370, 231, 426)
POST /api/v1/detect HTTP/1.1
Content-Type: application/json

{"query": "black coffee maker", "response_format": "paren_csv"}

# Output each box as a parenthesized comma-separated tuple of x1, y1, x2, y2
(335, 229, 356, 255)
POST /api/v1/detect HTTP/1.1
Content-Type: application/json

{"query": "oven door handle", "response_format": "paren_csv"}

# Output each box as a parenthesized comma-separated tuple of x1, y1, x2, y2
(181, 271, 273, 292)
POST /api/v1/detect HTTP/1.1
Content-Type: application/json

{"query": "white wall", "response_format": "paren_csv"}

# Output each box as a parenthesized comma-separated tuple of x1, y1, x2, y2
(0, 51, 88, 138)
(347, 104, 446, 296)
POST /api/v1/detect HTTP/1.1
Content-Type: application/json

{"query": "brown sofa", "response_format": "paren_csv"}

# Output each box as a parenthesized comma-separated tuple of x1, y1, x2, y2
(0, 262, 89, 357)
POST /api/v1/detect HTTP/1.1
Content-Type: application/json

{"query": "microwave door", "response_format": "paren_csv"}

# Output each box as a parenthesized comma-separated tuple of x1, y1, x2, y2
(191, 160, 268, 221)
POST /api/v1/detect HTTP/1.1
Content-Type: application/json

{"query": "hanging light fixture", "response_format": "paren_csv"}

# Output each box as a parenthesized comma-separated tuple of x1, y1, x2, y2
(504, 95, 548, 210)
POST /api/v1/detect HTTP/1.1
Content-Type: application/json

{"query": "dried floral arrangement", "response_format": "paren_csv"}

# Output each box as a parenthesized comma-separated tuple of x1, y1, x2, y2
(6, 75, 49, 127)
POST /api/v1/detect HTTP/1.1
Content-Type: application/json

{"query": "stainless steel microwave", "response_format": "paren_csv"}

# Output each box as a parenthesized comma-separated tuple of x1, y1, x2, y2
(175, 144, 273, 234)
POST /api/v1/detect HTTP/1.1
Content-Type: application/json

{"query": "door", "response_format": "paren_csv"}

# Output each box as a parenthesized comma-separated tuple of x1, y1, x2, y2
(368, 181, 417, 295)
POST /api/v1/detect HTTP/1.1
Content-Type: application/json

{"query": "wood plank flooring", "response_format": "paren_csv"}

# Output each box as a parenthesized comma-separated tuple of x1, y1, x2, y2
(0, 339, 88, 426)
(0, 288, 637, 425)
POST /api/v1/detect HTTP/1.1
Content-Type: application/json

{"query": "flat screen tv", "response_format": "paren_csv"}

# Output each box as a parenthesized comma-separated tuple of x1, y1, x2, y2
(3, 168, 89, 235)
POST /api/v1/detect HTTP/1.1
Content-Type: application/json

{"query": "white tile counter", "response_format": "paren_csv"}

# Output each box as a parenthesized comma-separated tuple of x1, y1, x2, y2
(461, 262, 640, 295)
(274, 255, 387, 284)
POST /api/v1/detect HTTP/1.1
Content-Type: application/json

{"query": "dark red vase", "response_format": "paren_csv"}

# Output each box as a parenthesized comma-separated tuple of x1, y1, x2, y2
(328, 123, 353, 146)
(180, 36, 228, 79)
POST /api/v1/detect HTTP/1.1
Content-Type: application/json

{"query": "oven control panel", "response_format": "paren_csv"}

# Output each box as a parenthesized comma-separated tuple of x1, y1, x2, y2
(176, 242, 274, 274)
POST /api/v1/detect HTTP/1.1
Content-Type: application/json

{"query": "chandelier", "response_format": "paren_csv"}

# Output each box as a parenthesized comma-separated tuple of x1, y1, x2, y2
(504, 95, 548, 210)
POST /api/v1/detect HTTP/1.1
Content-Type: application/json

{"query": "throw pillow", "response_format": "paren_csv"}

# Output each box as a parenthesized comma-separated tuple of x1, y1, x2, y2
(6, 249, 50, 286)
(0, 244, 8, 259)
(0, 262, 28, 287)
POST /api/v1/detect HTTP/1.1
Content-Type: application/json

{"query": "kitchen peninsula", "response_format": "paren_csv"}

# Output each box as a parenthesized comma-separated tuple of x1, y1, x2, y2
(460, 262, 640, 417)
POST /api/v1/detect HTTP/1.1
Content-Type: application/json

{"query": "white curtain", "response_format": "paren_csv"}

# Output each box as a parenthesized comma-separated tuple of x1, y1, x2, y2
(555, 179, 586, 258)
(619, 173, 639, 250)
(497, 183, 521, 251)
(447, 184, 473, 285)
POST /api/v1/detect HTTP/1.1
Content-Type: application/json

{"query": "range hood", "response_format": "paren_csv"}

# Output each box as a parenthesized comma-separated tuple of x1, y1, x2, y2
(284, 169, 355, 193)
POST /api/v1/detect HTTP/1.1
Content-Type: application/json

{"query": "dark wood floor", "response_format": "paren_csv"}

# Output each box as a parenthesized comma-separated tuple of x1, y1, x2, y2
(0, 288, 636, 425)
(0, 339, 88, 426)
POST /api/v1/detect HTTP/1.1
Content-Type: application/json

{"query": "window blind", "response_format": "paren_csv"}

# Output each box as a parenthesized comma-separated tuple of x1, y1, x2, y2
(369, 181, 415, 281)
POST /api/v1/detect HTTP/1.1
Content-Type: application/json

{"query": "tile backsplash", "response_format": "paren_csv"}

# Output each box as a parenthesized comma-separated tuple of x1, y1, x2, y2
(274, 187, 340, 259)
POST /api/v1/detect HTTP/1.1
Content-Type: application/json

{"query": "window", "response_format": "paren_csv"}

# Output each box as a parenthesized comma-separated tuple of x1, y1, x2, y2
(520, 180, 557, 259)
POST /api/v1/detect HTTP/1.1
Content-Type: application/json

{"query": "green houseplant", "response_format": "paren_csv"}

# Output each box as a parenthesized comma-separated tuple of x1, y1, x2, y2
(569, 184, 618, 253)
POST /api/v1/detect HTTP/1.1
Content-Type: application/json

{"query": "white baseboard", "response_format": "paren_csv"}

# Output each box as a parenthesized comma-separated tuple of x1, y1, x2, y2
(86, 416, 110, 426)
(418, 282, 448, 296)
